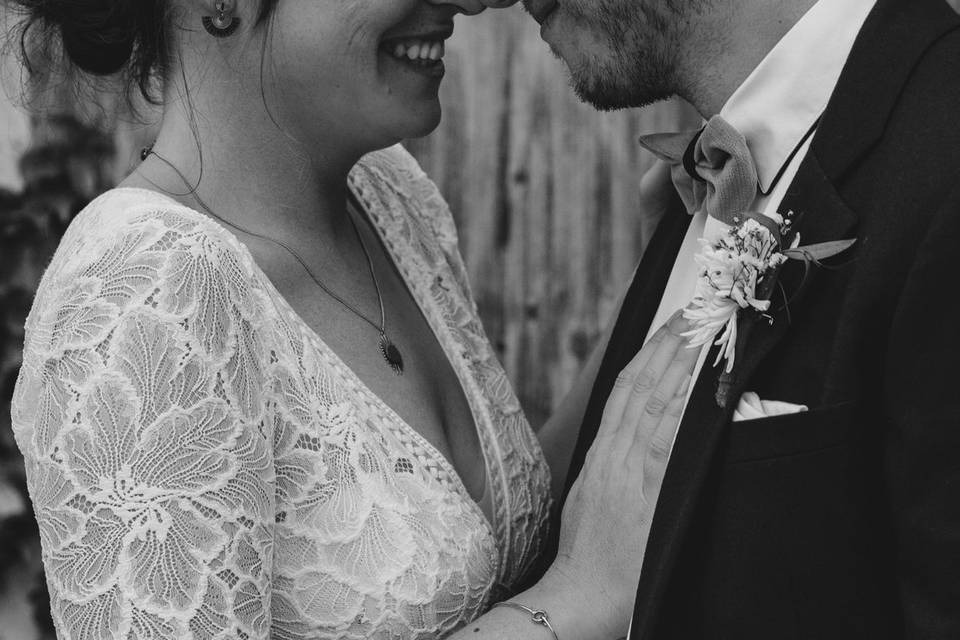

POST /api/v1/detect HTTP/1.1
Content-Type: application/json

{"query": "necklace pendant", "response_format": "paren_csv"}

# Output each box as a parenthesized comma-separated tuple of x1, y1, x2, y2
(379, 333, 404, 375)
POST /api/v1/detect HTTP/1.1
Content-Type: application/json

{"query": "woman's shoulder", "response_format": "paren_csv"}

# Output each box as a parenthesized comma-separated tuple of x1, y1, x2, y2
(62, 187, 250, 260)
(15, 187, 276, 440)
(46, 187, 257, 290)
(25, 187, 265, 362)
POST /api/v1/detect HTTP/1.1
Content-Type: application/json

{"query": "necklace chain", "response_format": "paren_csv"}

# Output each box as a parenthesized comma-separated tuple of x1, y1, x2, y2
(141, 148, 404, 374)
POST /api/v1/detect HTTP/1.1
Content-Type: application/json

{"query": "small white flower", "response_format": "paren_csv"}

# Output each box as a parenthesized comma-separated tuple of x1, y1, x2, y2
(682, 218, 787, 372)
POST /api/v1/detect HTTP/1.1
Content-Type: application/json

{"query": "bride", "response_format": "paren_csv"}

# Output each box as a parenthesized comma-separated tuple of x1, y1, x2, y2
(8, 0, 697, 638)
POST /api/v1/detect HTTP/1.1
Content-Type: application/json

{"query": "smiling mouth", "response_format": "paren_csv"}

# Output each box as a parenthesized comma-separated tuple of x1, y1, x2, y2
(380, 22, 454, 75)
(381, 38, 447, 68)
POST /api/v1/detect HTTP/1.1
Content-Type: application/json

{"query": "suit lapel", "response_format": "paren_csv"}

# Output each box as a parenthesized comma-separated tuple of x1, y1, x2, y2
(562, 192, 690, 501)
(628, 1, 960, 638)
(814, 0, 960, 183)
(729, 153, 859, 392)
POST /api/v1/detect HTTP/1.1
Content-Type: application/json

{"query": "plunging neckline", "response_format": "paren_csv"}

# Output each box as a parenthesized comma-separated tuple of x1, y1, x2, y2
(111, 186, 498, 544)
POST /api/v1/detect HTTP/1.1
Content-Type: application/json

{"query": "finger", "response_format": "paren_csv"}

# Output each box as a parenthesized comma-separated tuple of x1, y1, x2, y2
(596, 356, 645, 447)
(598, 310, 684, 440)
(595, 329, 666, 444)
(613, 312, 692, 450)
(630, 310, 688, 381)
(641, 374, 692, 497)
(624, 336, 697, 466)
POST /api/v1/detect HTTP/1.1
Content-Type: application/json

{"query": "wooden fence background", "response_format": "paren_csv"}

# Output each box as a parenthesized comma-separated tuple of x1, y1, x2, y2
(406, 7, 697, 426)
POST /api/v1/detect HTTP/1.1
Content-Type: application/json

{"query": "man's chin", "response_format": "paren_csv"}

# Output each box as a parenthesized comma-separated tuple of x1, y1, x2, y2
(572, 74, 671, 112)
(547, 36, 676, 112)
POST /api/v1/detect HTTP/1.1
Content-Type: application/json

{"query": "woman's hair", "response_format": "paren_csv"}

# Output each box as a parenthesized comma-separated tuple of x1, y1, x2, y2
(6, 0, 279, 105)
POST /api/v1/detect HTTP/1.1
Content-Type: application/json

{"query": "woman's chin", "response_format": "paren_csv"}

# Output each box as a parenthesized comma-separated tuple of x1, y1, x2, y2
(406, 105, 443, 139)
(380, 100, 443, 142)
(377, 50, 447, 130)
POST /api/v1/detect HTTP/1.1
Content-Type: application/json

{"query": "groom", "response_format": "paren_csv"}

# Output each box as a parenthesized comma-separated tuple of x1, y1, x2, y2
(506, 0, 960, 637)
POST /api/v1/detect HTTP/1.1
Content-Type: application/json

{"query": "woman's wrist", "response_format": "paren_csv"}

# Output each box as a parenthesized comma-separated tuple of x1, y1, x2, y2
(515, 563, 627, 640)
(445, 563, 627, 640)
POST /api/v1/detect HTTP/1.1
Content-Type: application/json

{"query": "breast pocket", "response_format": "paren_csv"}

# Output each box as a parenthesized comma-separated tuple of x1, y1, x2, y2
(723, 401, 858, 464)
(689, 400, 887, 633)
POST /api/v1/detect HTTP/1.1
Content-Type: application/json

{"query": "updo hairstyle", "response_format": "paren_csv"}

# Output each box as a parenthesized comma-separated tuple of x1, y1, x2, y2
(6, 0, 279, 104)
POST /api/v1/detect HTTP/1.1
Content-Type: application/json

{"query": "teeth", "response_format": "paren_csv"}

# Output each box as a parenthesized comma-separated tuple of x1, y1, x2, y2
(386, 39, 445, 64)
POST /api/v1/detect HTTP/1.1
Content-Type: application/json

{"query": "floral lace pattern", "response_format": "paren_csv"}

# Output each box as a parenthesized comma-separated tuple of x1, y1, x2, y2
(12, 144, 552, 639)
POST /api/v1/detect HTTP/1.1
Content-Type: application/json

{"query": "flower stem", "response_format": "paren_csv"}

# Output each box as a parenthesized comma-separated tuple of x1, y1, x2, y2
(715, 314, 755, 407)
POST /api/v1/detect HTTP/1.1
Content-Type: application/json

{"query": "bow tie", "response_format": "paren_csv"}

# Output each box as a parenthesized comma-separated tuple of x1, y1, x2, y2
(638, 115, 759, 225)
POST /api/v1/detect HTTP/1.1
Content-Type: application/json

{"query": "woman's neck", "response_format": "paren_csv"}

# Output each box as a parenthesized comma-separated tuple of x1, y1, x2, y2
(128, 79, 364, 249)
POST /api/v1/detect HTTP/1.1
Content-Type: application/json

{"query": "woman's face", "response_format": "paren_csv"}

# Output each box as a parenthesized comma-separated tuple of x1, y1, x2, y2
(258, 0, 483, 156)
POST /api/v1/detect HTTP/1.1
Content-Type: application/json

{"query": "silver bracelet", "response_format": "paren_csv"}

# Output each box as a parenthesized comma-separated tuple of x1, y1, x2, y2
(491, 601, 560, 640)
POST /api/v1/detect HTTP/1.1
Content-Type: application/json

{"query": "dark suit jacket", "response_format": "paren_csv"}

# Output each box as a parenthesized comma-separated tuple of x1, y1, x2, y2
(563, 1, 960, 637)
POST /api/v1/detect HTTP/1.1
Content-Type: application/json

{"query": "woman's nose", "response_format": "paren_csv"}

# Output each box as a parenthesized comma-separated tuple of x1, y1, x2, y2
(427, 0, 520, 16)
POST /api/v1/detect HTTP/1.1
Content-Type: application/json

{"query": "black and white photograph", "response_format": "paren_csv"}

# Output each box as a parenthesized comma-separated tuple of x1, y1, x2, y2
(1, 0, 959, 638)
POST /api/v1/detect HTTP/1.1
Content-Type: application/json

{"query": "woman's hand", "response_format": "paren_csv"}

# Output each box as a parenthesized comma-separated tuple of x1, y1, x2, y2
(547, 311, 698, 637)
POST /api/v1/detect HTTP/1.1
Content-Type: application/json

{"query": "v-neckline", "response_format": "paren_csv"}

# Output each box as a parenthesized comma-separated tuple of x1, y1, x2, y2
(109, 186, 498, 544)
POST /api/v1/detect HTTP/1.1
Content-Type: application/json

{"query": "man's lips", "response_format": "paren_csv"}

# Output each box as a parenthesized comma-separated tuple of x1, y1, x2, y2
(523, 0, 559, 25)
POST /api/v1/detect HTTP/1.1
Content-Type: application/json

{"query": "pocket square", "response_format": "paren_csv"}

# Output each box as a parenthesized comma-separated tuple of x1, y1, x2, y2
(733, 391, 808, 422)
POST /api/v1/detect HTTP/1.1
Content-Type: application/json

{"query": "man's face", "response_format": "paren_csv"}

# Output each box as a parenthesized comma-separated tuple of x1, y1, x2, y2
(525, 0, 704, 110)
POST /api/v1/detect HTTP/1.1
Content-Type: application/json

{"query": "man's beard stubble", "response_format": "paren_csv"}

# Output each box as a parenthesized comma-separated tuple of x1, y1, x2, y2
(559, 0, 691, 111)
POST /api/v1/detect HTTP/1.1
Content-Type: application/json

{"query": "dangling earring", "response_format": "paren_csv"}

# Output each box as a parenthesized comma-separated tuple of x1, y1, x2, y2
(202, 1, 240, 38)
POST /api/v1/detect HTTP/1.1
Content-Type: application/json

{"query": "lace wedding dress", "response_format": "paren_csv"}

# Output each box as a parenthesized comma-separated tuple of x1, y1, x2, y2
(11, 145, 552, 639)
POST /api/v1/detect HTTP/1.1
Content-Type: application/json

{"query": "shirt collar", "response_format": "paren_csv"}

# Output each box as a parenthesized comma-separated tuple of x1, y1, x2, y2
(720, 0, 877, 192)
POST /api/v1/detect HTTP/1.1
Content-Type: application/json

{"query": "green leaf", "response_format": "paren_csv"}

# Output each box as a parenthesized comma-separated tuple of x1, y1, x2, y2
(783, 238, 856, 262)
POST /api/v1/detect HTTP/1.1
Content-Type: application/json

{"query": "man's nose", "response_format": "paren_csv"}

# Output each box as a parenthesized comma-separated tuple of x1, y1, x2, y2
(426, 0, 519, 16)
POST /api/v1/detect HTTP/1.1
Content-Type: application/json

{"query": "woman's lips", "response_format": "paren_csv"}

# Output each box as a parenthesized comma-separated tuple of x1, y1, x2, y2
(380, 38, 448, 79)
(379, 24, 453, 78)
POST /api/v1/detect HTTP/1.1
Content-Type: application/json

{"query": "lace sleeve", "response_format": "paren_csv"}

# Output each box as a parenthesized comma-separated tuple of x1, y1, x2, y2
(12, 204, 275, 639)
